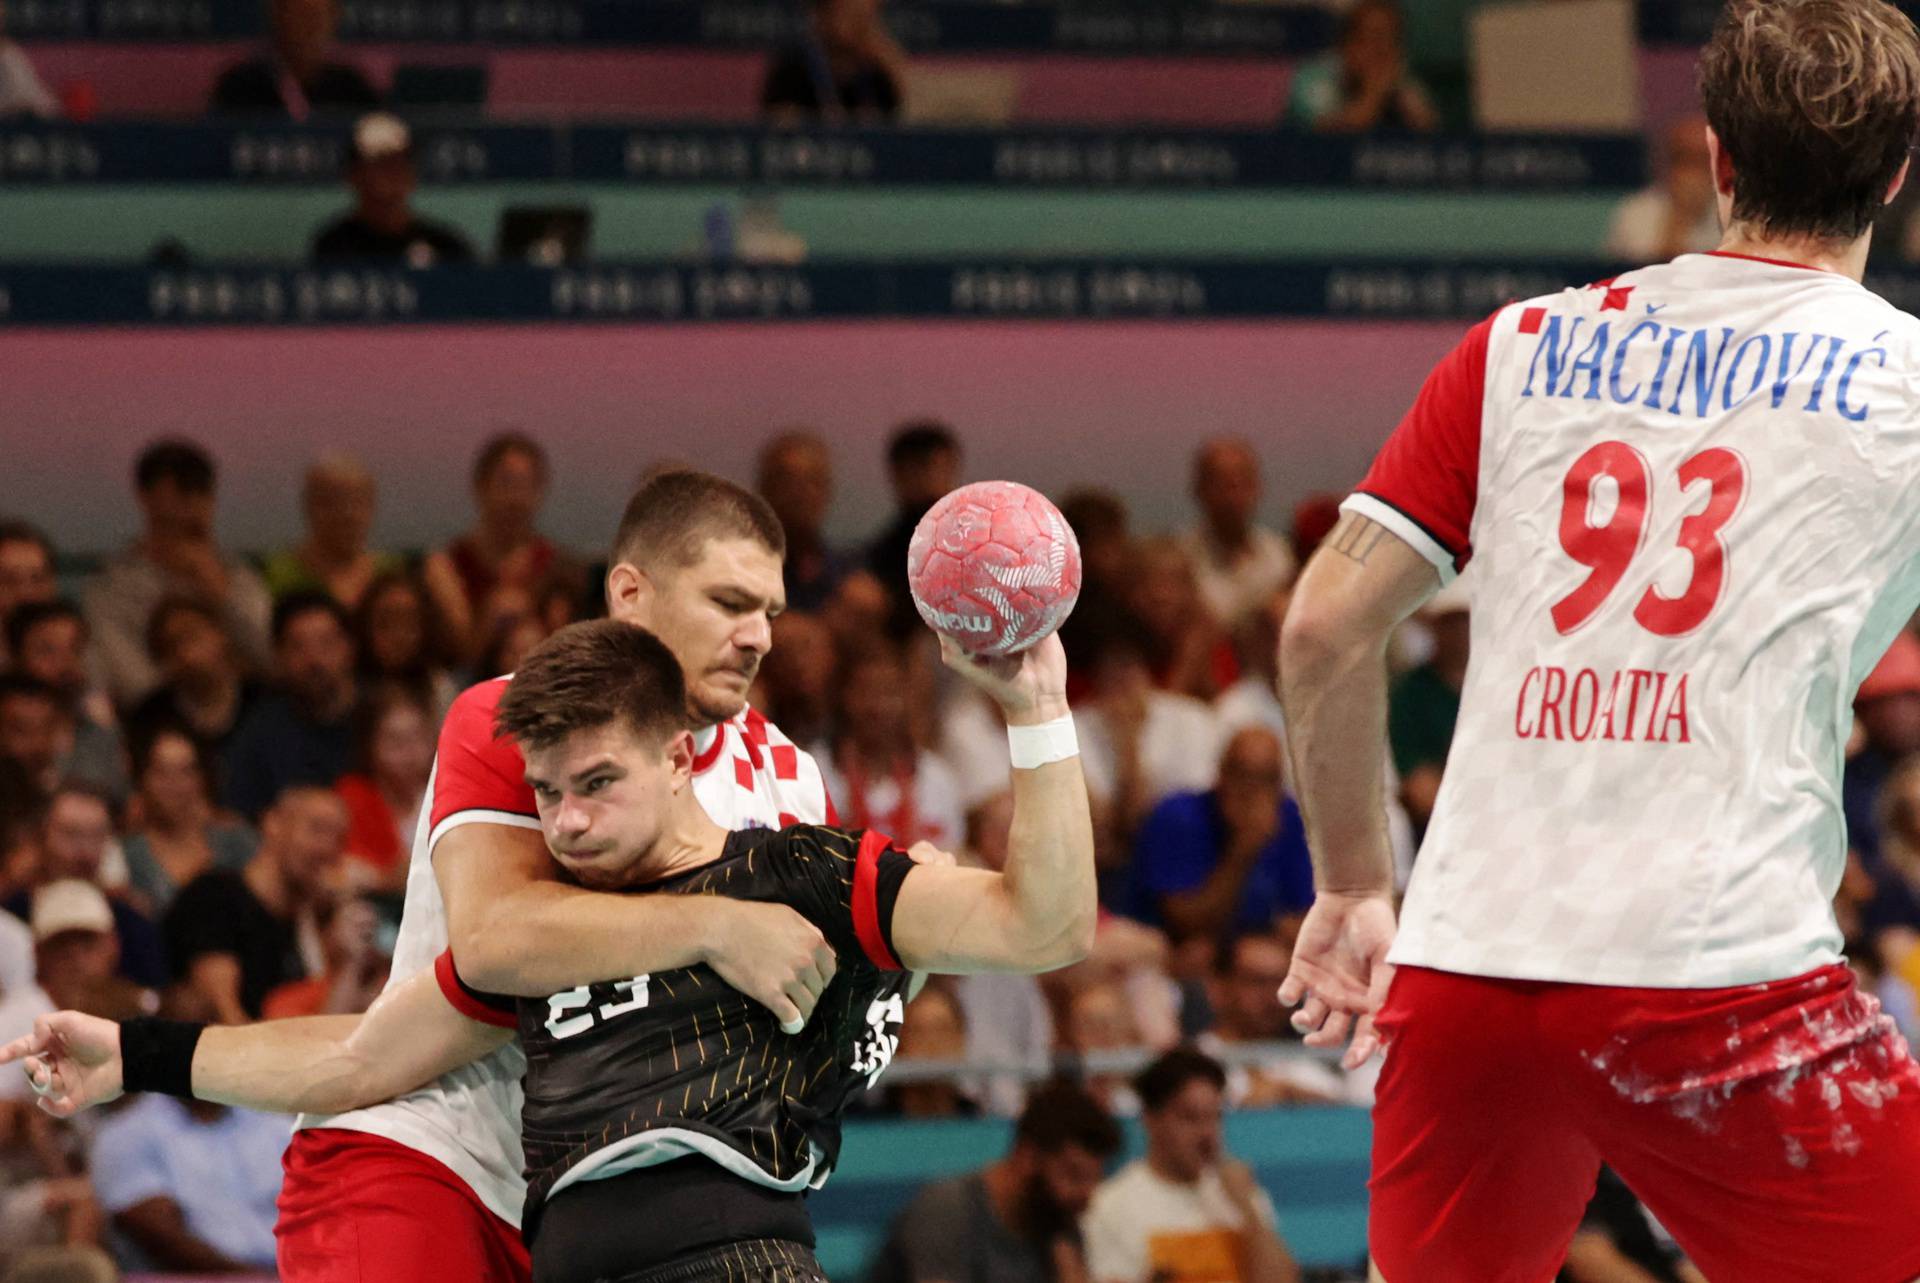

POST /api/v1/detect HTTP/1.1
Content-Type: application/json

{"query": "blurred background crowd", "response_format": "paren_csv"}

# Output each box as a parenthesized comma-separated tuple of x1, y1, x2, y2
(6, 412, 1907, 1282)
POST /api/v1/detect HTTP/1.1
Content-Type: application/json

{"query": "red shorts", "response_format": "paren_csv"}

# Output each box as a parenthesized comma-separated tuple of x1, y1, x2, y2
(1369, 964, 1920, 1283)
(276, 1128, 530, 1283)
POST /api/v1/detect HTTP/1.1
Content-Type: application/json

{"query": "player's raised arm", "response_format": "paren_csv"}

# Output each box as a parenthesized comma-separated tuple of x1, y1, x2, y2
(886, 632, 1098, 974)
(0, 967, 511, 1119)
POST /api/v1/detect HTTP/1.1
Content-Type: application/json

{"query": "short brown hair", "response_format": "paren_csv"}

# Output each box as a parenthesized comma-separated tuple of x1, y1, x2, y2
(608, 470, 785, 574)
(473, 431, 547, 488)
(495, 620, 690, 752)
(1700, 0, 1920, 240)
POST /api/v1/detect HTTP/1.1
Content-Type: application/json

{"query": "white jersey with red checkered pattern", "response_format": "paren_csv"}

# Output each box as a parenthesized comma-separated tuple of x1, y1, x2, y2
(1346, 252, 1920, 988)
(294, 677, 832, 1226)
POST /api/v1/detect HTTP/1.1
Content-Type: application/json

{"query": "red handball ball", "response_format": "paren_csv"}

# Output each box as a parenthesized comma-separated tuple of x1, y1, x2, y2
(908, 480, 1082, 656)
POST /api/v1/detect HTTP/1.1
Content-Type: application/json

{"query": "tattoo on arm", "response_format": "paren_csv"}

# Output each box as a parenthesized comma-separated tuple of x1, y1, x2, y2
(1328, 513, 1390, 566)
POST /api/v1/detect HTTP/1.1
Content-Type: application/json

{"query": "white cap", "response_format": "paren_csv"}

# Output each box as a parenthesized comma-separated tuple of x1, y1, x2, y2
(30, 879, 115, 942)
(352, 112, 412, 163)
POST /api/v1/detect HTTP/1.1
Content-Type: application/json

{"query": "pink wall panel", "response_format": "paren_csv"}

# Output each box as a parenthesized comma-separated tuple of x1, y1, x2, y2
(3, 319, 1460, 556)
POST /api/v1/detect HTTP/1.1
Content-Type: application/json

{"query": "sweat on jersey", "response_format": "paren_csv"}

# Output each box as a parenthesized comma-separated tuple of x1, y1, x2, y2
(1348, 251, 1920, 989)
(436, 823, 917, 1239)
(294, 678, 835, 1227)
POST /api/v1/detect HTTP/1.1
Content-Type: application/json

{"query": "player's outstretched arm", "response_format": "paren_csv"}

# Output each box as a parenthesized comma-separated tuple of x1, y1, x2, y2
(888, 633, 1098, 974)
(1277, 510, 1442, 1068)
(0, 968, 511, 1119)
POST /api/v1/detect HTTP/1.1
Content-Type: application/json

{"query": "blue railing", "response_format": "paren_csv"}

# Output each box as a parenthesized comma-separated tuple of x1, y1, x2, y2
(0, 258, 1630, 325)
(0, 121, 1649, 189)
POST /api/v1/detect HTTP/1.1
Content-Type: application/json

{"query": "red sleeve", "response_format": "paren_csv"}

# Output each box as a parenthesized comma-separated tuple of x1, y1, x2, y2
(427, 679, 535, 834)
(434, 949, 518, 1028)
(851, 829, 907, 972)
(1350, 312, 1495, 568)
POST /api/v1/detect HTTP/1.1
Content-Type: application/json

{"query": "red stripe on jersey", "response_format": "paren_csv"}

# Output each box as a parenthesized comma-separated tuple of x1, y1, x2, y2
(743, 708, 770, 746)
(734, 757, 755, 791)
(1519, 307, 1546, 334)
(434, 950, 517, 1029)
(691, 724, 727, 775)
(852, 830, 905, 971)
(771, 744, 798, 781)
(824, 791, 841, 826)
(1705, 250, 1830, 273)
(429, 679, 535, 831)
(1353, 311, 1496, 563)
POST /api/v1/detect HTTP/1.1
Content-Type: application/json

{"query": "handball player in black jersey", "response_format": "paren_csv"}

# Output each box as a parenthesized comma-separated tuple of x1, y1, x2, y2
(7, 618, 1097, 1283)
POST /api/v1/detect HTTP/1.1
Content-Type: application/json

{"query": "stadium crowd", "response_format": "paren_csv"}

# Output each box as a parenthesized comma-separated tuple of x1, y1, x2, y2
(0, 413, 1909, 1283)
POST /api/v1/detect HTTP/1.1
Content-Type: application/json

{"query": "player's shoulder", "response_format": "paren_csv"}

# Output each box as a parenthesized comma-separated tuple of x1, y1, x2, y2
(446, 675, 512, 726)
(438, 675, 523, 761)
(757, 822, 863, 861)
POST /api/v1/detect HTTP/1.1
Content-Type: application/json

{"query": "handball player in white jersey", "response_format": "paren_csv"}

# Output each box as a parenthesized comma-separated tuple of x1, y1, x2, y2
(1278, 4, 1920, 1280)
(272, 471, 846, 1282)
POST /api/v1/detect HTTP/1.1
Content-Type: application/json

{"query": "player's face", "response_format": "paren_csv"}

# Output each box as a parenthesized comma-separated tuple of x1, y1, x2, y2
(1146, 1078, 1226, 1183)
(524, 721, 696, 889)
(617, 538, 785, 727)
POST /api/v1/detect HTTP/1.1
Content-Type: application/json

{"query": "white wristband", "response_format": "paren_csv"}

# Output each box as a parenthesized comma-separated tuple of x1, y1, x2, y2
(1007, 714, 1078, 770)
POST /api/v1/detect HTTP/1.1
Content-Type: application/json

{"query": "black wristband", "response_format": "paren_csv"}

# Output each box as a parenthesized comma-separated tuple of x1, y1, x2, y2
(120, 1017, 206, 1099)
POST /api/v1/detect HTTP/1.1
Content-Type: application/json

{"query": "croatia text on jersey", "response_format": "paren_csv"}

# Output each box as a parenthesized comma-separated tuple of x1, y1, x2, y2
(1520, 315, 1890, 423)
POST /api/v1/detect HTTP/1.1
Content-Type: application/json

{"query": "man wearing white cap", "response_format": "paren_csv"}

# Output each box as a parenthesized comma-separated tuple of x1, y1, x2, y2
(312, 113, 475, 267)
(30, 880, 155, 1022)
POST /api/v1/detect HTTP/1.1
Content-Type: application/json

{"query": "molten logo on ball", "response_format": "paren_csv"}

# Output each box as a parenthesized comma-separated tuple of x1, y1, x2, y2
(908, 480, 1082, 656)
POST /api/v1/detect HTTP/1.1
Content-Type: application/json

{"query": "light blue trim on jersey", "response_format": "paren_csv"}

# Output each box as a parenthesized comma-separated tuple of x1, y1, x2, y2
(546, 1128, 833, 1200)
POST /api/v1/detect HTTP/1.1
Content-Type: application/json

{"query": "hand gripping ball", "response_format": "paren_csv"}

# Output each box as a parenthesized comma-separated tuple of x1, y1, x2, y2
(907, 480, 1082, 656)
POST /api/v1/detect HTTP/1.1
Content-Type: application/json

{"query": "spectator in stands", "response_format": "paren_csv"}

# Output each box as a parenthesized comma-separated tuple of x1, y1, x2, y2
(30, 878, 157, 1020)
(1216, 590, 1288, 743)
(262, 453, 400, 608)
(1200, 933, 1351, 1107)
(763, 0, 905, 122)
(84, 439, 273, 709)
(825, 643, 966, 849)
(0, 0, 55, 119)
(125, 596, 260, 773)
(262, 894, 387, 1017)
(11, 785, 169, 989)
(758, 431, 857, 613)
(754, 611, 838, 759)
(423, 432, 565, 666)
(1082, 1047, 1301, 1283)
(1288, 494, 1343, 567)
(164, 784, 345, 1022)
(353, 570, 457, 721)
(86, 994, 286, 1274)
(1605, 116, 1719, 264)
(313, 113, 475, 266)
(1287, 0, 1437, 134)
(1389, 576, 1469, 835)
(1063, 980, 1146, 1115)
(333, 682, 433, 891)
(869, 1079, 1121, 1283)
(209, 0, 377, 118)
(1845, 629, 1920, 864)
(1128, 728, 1314, 941)
(880, 982, 975, 1119)
(4, 602, 125, 802)
(1057, 489, 1140, 700)
(1077, 622, 1222, 863)
(0, 520, 57, 668)
(120, 725, 255, 918)
(0, 675, 67, 796)
(1130, 537, 1236, 700)
(1181, 439, 1296, 634)
(222, 592, 359, 821)
(867, 421, 961, 641)
(1566, 1168, 1708, 1283)
(0, 766, 42, 902)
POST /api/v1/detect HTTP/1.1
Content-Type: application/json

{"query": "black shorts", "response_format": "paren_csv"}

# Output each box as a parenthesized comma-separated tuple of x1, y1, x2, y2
(531, 1159, 818, 1283)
